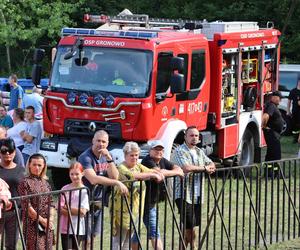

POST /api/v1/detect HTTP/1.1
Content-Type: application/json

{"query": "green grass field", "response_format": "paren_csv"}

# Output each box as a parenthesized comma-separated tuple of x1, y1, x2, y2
(278, 135, 299, 159)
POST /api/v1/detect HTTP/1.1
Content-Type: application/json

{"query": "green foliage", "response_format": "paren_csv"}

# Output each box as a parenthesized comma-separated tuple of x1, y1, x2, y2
(0, 0, 299, 77)
(0, 0, 85, 76)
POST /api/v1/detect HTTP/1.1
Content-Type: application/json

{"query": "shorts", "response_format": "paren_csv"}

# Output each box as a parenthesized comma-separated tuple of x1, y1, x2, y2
(131, 206, 160, 243)
(175, 199, 201, 230)
(88, 209, 102, 237)
(61, 234, 85, 250)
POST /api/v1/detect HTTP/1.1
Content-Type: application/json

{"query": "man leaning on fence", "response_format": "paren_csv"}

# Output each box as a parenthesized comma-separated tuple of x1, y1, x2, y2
(131, 140, 184, 250)
(172, 125, 216, 249)
(78, 130, 128, 237)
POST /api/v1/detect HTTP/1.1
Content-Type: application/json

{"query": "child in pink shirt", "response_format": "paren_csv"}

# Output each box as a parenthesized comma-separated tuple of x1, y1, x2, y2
(59, 162, 89, 250)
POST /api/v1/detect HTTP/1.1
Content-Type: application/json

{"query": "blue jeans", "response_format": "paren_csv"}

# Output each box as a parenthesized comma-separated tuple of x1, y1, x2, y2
(132, 206, 160, 243)
(88, 209, 102, 237)
(22, 153, 30, 165)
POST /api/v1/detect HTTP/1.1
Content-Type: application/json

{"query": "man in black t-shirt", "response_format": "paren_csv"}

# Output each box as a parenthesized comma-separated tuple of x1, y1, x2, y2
(262, 91, 285, 163)
(78, 130, 128, 237)
(287, 78, 300, 137)
(131, 140, 184, 250)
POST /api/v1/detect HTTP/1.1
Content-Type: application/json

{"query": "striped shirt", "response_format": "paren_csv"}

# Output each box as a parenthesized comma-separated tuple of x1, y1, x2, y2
(171, 143, 212, 204)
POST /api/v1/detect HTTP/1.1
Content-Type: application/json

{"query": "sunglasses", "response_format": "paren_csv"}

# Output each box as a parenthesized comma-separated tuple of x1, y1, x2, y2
(0, 148, 15, 155)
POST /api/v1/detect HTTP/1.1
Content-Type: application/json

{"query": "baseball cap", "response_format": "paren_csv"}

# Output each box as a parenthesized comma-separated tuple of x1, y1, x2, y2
(149, 140, 164, 149)
(272, 91, 282, 98)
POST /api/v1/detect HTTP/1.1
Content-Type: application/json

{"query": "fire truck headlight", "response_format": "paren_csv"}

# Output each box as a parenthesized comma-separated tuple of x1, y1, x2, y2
(79, 93, 89, 105)
(105, 95, 115, 107)
(93, 94, 104, 106)
(67, 92, 77, 104)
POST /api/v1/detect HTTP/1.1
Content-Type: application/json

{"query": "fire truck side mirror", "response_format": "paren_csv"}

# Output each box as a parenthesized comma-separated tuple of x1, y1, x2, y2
(170, 57, 184, 73)
(32, 64, 42, 86)
(64, 50, 76, 60)
(33, 49, 45, 64)
(32, 48, 45, 86)
(170, 73, 185, 94)
(75, 57, 88, 66)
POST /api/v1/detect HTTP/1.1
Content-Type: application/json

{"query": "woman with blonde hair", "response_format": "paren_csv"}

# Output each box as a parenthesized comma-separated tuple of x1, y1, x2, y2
(18, 153, 55, 249)
(112, 141, 164, 250)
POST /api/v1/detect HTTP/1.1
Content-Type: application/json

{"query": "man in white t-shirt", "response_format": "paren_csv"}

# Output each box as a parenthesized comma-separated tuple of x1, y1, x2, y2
(7, 108, 27, 150)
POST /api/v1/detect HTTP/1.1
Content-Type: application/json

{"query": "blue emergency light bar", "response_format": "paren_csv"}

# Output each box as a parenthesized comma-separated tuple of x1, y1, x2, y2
(61, 28, 158, 39)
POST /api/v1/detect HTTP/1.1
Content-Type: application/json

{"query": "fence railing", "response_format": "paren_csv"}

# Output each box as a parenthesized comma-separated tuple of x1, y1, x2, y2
(0, 157, 299, 249)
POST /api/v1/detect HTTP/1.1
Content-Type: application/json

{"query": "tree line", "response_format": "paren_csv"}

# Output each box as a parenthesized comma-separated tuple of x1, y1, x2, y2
(0, 0, 299, 77)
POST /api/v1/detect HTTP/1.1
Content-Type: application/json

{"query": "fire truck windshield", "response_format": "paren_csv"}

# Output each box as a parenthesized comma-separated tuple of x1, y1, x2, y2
(51, 46, 153, 97)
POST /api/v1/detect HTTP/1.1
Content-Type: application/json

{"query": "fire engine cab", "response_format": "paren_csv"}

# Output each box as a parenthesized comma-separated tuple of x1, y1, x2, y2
(32, 11, 280, 187)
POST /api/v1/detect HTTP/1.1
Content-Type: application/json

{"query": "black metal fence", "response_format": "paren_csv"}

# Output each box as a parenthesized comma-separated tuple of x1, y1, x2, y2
(0, 158, 299, 249)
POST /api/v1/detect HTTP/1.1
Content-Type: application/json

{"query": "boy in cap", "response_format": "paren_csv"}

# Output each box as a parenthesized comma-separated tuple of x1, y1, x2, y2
(131, 140, 184, 250)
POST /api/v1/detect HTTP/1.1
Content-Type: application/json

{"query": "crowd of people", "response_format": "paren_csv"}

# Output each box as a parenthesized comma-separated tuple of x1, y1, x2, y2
(0, 73, 216, 249)
(0, 127, 216, 250)
(0, 72, 298, 249)
(77, 129, 215, 250)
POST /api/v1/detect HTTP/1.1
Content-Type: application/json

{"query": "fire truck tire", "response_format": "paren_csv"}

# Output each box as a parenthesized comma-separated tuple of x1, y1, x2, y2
(50, 168, 70, 190)
(239, 130, 254, 167)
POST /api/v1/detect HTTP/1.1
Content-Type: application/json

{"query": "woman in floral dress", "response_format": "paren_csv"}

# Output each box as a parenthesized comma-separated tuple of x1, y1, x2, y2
(18, 153, 55, 249)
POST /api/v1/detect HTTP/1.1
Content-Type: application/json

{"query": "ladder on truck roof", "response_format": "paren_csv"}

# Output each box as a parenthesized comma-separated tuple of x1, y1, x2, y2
(83, 10, 274, 37)
(84, 13, 203, 30)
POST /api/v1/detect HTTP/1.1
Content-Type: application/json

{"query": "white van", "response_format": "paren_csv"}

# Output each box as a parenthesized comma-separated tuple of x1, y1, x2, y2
(278, 64, 300, 134)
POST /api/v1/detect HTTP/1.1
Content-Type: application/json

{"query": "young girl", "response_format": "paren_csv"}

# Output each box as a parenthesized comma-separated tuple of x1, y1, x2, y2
(59, 162, 90, 250)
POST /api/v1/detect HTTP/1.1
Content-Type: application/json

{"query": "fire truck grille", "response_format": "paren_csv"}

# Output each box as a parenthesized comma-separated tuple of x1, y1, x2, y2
(64, 119, 122, 138)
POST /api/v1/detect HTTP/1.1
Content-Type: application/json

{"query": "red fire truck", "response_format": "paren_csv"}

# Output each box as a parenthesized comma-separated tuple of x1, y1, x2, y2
(32, 12, 280, 187)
